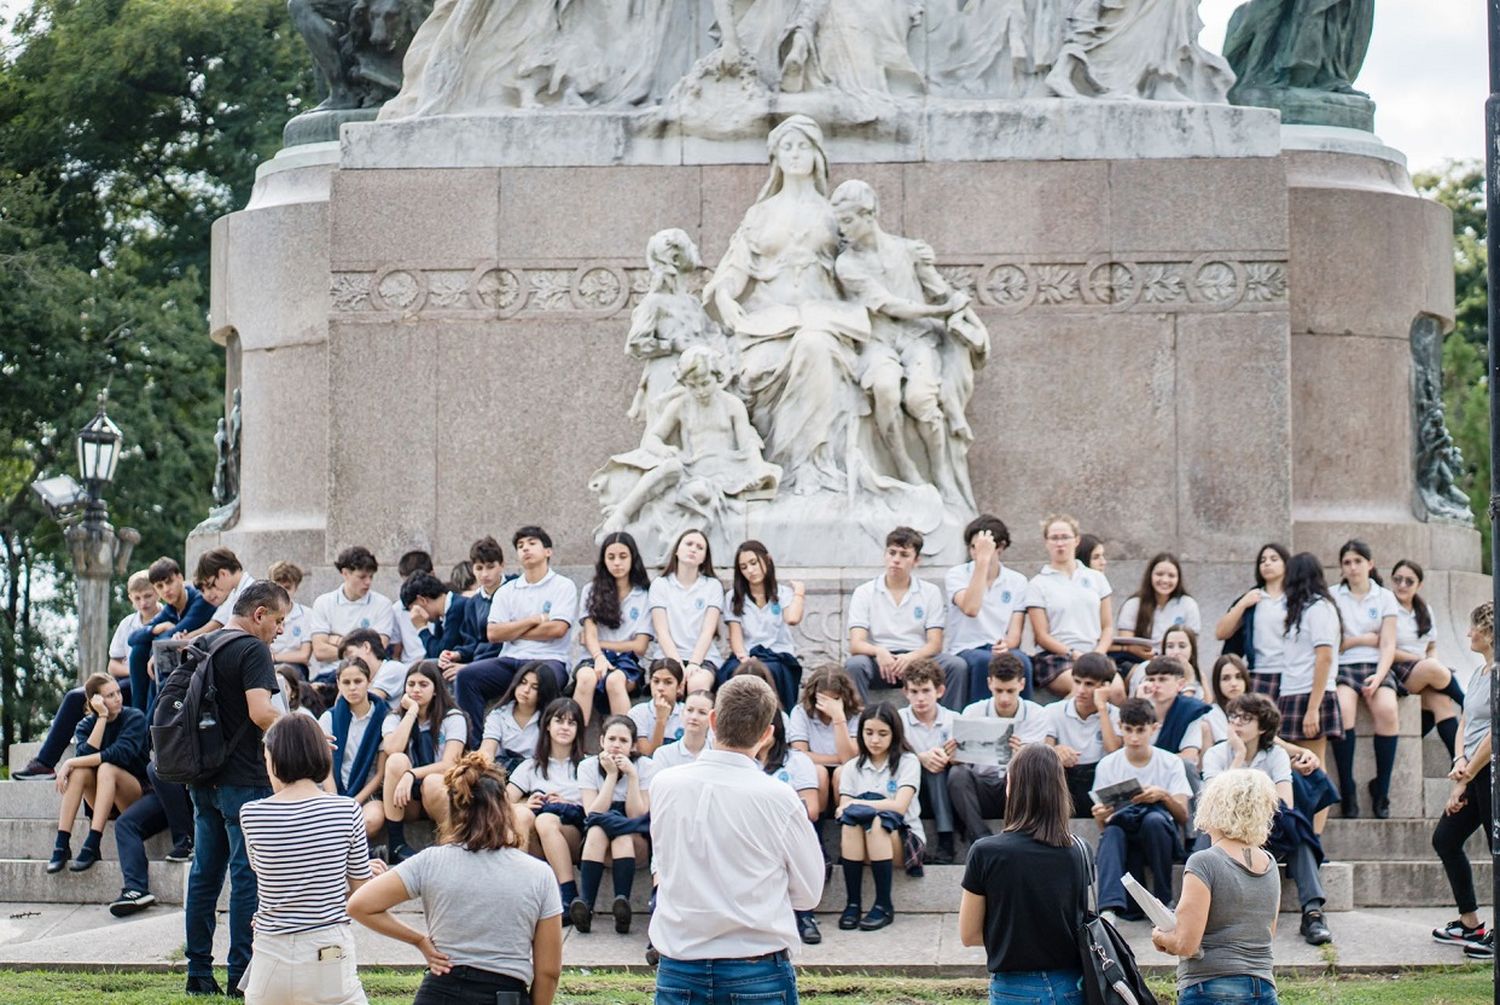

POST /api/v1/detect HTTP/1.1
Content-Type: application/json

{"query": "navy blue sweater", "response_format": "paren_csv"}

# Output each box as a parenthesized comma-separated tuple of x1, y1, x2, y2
(73, 707, 150, 781)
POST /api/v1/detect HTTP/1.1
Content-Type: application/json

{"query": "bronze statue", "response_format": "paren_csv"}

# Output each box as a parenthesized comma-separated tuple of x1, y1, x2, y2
(1223, 0, 1375, 129)
(288, 0, 432, 110)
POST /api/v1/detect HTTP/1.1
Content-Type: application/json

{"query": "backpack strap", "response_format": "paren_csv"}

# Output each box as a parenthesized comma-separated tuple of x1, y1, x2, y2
(1071, 833, 1098, 915)
(200, 629, 258, 775)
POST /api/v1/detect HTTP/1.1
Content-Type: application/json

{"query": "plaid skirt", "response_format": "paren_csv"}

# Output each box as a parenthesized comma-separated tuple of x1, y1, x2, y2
(1389, 660, 1420, 697)
(1032, 651, 1074, 689)
(1336, 661, 1396, 693)
(1250, 671, 1281, 700)
(1276, 690, 1344, 741)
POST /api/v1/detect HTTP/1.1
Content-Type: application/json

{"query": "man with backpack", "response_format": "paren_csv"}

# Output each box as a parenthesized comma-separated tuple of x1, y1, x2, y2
(158, 579, 287, 997)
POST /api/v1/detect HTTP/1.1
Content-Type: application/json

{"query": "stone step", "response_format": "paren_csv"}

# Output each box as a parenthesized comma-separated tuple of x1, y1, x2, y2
(1350, 860, 1494, 908)
(0, 780, 86, 819)
(7, 740, 65, 769)
(1317, 818, 1485, 861)
(0, 818, 175, 861)
(0, 858, 194, 906)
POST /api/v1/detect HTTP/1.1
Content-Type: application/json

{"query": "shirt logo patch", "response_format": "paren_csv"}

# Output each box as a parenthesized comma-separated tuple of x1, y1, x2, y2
(914, 607, 925, 620)
(359, 618, 370, 628)
(1368, 607, 1378, 619)
(542, 601, 553, 614)
(771, 602, 782, 616)
(292, 626, 302, 637)
(629, 607, 640, 620)
(1173, 616, 1184, 625)
(1001, 591, 1012, 603)
(695, 598, 705, 610)
(886, 779, 898, 794)
(674, 728, 684, 739)
(777, 769, 790, 782)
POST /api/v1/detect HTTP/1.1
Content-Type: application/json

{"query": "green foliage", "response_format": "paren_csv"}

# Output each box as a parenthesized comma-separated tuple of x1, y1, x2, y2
(1415, 162, 1490, 568)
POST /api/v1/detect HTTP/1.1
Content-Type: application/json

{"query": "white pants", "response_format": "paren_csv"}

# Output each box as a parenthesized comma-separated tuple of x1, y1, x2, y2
(242, 923, 368, 1005)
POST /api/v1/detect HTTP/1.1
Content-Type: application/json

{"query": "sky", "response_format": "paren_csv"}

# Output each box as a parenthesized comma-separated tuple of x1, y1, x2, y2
(0, 0, 1486, 172)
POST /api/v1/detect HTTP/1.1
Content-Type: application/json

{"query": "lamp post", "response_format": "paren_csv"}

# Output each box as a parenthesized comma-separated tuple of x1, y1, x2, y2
(1486, 0, 1500, 995)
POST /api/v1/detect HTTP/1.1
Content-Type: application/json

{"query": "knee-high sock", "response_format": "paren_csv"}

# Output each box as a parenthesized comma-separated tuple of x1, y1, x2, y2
(871, 860, 894, 911)
(1437, 717, 1460, 760)
(842, 860, 864, 908)
(1442, 676, 1467, 706)
(385, 819, 406, 850)
(578, 860, 604, 909)
(1371, 735, 1398, 800)
(559, 880, 578, 907)
(612, 858, 636, 902)
(1422, 709, 1435, 736)
(1330, 732, 1357, 797)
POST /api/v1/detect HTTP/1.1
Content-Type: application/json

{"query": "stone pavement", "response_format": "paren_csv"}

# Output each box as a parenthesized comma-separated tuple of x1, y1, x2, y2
(0, 903, 1486, 976)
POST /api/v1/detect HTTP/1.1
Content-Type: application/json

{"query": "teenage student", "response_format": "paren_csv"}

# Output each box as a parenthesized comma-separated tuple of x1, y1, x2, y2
(1276, 553, 1343, 826)
(317, 657, 388, 839)
(648, 528, 724, 695)
(309, 546, 396, 682)
(1157, 625, 1205, 698)
(573, 531, 653, 726)
(631, 658, 687, 755)
(338, 630, 409, 709)
(950, 651, 1050, 842)
(1141, 656, 1219, 769)
(570, 715, 656, 934)
(649, 688, 714, 770)
(763, 711, 824, 945)
(389, 550, 435, 663)
(507, 698, 588, 916)
(899, 660, 959, 863)
(123, 556, 216, 712)
(1042, 652, 1122, 818)
(1078, 534, 1108, 575)
(1026, 514, 1113, 698)
(1214, 542, 1292, 697)
(379, 662, 468, 863)
(837, 703, 922, 932)
(944, 514, 1032, 705)
(1388, 558, 1468, 757)
(1329, 539, 1400, 819)
(436, 536, 509, 676)
(721, 539, 805, 712)
(846, 526, 967, 710)
(1092, 698, 1193, 923)
(790, 665, 863, 815)
(480, 661, 559, 774)
(48, 674, 149, 873)
(266, 561, 313, 677)
(399, 572, 470, 661)
(1112, 553, 1201, 672)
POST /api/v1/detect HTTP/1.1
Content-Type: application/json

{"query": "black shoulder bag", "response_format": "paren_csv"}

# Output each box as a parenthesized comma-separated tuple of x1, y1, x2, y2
(1070, 835, 1158, 1005)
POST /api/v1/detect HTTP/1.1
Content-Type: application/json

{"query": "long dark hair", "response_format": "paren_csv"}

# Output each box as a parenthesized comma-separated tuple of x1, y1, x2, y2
(587, 531, 650, 630)
(762, 707, 793, 775)
(1132, 552, 1187, 640)
(854, 702, 907, 773)
(495, 660, 560, 715)
(1076, 534, 1104, 568)
(1254, 542, 1291, 589)
(730, 540, 780, 617)
(533, 697, 585, 778)
(405, 660, 459, 736)
(663, 528, 715, 579)
(1002, 744, 1072, 847)
(1392, 559, 1432, 638)
(1283, 552, 1338, 636)
(1338, 539, 1384, 587)
(1210, 653, 1249, 711)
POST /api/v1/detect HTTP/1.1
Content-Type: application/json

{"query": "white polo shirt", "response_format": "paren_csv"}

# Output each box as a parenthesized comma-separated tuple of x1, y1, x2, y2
(647, 574, 725, 664)
(629, 700, 685, 744)
(724, 583, 798, 655)
(788, 704, 857, 756)
(579, 583, 653, 645)
(1201, 741, 1292, 786)
(650, 735, 713, 771)
(1395, 603, 1436, 656)
(213, 573, 257, 628)
(943, 561, 1029, 654)
(1280, 597, 1340, 696)
(482, 702, 541, 758)
(1092, 746, 1192, 801)
(1250, 591, 1287, 676)
(839, 753, 923, 831)
(318, 703, 382, 791)
(270, 602, 310, 659)
(649, 750, 823, 959)
(391, 602, 426, 664)
(369, 659, 410, 708)
(899, 704, 957, 752)
(379, 708, 468, 758)
(771, 749, 820, 793)
(1025, 564, 1111, 649)
(579, 754, 658, 802)
(1042, 698, 1121, 766)
(309, 585, 397, 677)
(1333, 582, 1398, 665)
(109, 611, 147, 661)
(848, 575, 945, 652)
(487, 569, 578, 663)
(960, 696, 1050, 778)
(1114, 594, 1202, 643)
(507, 756, 582, 803)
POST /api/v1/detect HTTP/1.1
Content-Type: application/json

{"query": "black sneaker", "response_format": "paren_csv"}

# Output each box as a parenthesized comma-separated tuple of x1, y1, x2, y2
(569, 897, 592, 933)
(1464, 933, 1494, 960)
(185, 975, 223, 997)
(1300, 910, 1332, 946)
(612, 895, 632, 934)
(388, 843, 415, 865)
(797, 913, 822, 945)
(644, 941, 660, 967)
(165, 840, 194, 863)
(1434, 918, 1488, 948)
(109, 889, 157, 917)
(12, 758, 55, 780)
(926, 834, 956, 865)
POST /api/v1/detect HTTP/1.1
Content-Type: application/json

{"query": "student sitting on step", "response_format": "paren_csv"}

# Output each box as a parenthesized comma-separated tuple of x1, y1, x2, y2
(1042, 652, 1122, 818)
(317, 657, 388, 840)
(338, 629, 408, 710)
(569, 715, 656, 935)
(479, 660, 559, 775)
(435, 536, 511, 677)
(720, 539, 805, 712)
(571, 531, 653, 727)
(789, 665, 862, 817)
(1026, 515, 1114, 699)
(836, 703, 924, 933)
(125, 557, 217, 712)
(648, 688, 714, 770)
(944, 514, 1033, 704)
(308, 545, 396, 683)
(647, 528, 724, 696)
(379, 662, 468, 863)
(1386, 559, 1467, 759)
(266, 561, 313, 679)
(1111, 552, 1201, 680)
(107, 757, 196, 917)
(898, 659, 959, 863)
(1091, 698, 1192, 923)
(399, 571, 470, 662)
(49, 673, 149, 873)
(1142, 655, 1221, 769)
(629, 658, 687, 756)
(507, 698, 587, 918)
(950, 651, 1051, 843)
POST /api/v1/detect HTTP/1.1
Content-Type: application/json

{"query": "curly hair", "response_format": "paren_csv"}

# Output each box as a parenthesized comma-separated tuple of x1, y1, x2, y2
(799, 665, 862, 723)
(1194, 769, 1277, 846)
(442, 752, 521, 851)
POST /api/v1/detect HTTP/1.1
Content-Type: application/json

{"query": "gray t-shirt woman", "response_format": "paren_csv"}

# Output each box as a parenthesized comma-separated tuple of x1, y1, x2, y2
(1177, 844, 1280, 991)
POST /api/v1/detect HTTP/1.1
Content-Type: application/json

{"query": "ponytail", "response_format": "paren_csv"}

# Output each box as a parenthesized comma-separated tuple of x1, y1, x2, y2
(442, 752, 520, 852)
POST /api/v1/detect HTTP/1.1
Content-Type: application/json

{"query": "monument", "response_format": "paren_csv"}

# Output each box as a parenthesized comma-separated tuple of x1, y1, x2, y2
(193, 0, 1485, 664)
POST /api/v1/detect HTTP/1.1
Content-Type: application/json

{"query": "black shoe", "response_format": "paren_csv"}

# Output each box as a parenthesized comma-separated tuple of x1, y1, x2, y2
(388, 843, 415, 865)
(838, 904, 862, 930)
(47, 842, 71, 874)
(165, 840, 194, 863)
(12, 758, 55, 780)
(1464, 933, 1495, 960)
(109, 889, 157, 917)
(69, 843, 101, 872)
(644, 941, 660, 967)
(1434, 918, 1489, 947)
(859, 905, 894, 931)
(612, 895, 632, 934)
(1340, 788, 1360, 819)
(1301, 910, 1332, 946)
(1367, 779, 1390, 819)
(185, 975, 223, 997)
(569, 897, 592, 933)
(926, 835, 955, 865)
(797, 913, 822, 945)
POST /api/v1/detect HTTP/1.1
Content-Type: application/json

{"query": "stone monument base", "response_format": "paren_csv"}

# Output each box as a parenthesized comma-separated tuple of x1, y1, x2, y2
(284, 106, 381, 148)
(1232, 86, 1375, 132)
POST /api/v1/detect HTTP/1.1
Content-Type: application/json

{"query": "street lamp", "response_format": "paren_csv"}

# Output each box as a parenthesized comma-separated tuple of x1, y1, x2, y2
(30, 391, 138, 685)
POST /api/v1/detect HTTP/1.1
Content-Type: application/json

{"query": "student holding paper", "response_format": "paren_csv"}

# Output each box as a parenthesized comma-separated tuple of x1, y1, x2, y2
(949, 653, 1049, 845)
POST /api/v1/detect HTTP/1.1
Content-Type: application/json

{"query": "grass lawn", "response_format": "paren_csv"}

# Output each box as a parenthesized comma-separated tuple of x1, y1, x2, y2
(0, 968, 1490, 1004)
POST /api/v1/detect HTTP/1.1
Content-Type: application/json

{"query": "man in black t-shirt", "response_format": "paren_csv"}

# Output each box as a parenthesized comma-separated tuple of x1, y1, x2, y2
(183, 580, 287, 998)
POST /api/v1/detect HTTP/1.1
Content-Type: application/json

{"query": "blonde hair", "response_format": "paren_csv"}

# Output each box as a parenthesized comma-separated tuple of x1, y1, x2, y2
(267, 560, 304, 589)
(83, 673, 116, 702)
(126, 570, 153, 595)
(1040, 513, 1080, 539)
(1194, 769, 1277, 846)
(1471, 601, 1494, 642)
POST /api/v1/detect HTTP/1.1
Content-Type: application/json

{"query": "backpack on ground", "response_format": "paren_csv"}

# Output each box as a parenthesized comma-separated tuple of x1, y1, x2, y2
(150, 629, 253, 785)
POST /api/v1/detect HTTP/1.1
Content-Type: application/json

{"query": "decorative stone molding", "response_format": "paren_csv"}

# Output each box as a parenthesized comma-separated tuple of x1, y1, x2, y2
(329, 254, 1288, 319)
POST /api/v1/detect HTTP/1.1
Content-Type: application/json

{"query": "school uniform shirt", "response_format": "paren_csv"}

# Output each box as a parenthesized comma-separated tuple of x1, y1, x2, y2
(508, 756, 583, 803)
(579, 582, 653, 646)
(1279, 597, 1341, 696)
(269, 602, 310, 659)
(943, 561, 1029, 654)
(481, 702, 541, 758)
(788, 704, 858, 756)
(318, 704, 382, 792)
(1092, 746, 1193, 804)
(1113, 594, 1202, 643)
(647, 574, 725, 664)
(839, 754, 923, 831)
(1333, 582, 1398, 666)
(369, 659, 411, 708)
(487, 569, 579, 664)
(109, 610, 147, 661)
(899, 704, 958, 753)
(723, 583, 798, 655)
(1202, 705, 1230, 746)
(391, 601, 426, 664)
(1157, 697, 1225, 752)
(579, 754, 658, 802)
(960, 697, 1051, 778)
(848, 575, 946, 652)
(1042, 698, 1121, 767)
(1024, 564, 1112, 650)
(1395, 604, 1436, 656)
(650, 736, 713, 771)
(213, 573, 257, 628)
(772, 749, 820, 793)
(1251, 592, 1288, 676)
(309, 586, 397, 678)
(1200, 741, 1293, 786)
(629, 700, 686, 744)
(379, 708, 468, 762)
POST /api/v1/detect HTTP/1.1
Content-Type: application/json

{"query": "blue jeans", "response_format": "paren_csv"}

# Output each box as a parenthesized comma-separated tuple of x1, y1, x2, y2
(988, 970, 1084, 1005)
(186, 782, 270, 982)
(1178, 975, 1279, 1005)
(115, 763, 193, 892)
(958, 646, 1034, 702)
(655, 954, 799, 1004)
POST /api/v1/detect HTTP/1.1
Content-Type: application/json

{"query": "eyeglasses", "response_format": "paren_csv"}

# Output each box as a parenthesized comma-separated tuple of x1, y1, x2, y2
(1392, 576, 1418, 586)
(1228, 713, 1255, 724)
(1046, 534, 1076, 542)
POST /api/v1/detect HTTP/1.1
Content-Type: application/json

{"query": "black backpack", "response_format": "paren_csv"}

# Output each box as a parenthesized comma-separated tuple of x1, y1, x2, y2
(1070, 835, 1159, 1005)
(150, 629, 253, 785)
